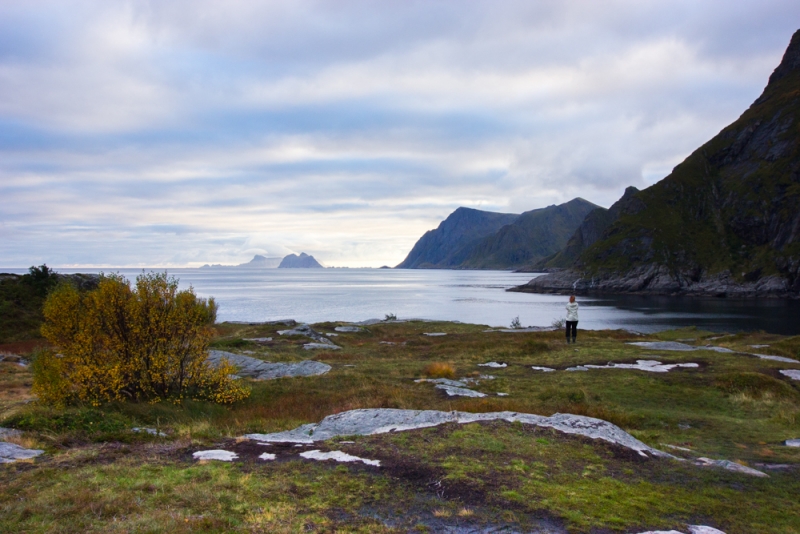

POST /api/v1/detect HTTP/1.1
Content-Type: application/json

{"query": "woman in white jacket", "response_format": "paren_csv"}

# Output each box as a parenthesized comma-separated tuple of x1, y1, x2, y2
(565, 295, 579, 343)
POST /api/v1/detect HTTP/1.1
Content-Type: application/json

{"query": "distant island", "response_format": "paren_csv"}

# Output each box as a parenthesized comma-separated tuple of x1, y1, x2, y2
(201, 253, 324, 269)
(278, 253, 323, 268)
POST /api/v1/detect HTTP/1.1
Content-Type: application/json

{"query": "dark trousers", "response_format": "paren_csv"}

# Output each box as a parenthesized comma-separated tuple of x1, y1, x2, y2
(565, 321, 578, 342)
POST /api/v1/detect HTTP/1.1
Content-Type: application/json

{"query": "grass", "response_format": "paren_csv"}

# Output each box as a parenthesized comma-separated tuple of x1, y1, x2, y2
(2, 321, 800, 532)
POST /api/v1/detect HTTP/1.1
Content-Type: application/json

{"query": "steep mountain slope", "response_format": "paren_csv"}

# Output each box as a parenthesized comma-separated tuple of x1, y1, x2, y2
(395, 208, 519, 269)
(524, 187, 640, 271)
(455, 198, 599, 269)
(515, 30, 800, 297)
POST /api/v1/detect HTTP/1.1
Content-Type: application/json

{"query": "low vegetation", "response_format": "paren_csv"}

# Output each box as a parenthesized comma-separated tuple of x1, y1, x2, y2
(2, 318, 800, 532)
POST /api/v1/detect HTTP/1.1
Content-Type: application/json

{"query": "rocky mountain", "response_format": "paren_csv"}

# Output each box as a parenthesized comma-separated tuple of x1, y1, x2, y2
(278, 253, 324, 268)
(396, 199, 598, 270)
(201, 254, 283, 269)
(523, 187, 640, 271)
(395, 207, 519, 269)
(514, 30, 800, 298)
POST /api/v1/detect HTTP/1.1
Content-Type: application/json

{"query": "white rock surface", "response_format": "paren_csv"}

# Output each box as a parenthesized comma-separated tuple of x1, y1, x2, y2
(696, 457, 767, 477)
(258, 452, 277, 461)
(531, 366, 556, 372)
(0, 442, 44, 463)
(582, 360, 699, 373)
(749, 344, 770, 349)
(688, 526, 727, 534)
(780, 370, 800, 380)
(243, 337, 272, 343)
(751, 353, 800, 363)
(245, 408, 673, 458)
(208, 350, 331, 379)
(423, 332, 447, 336)
(566, 366, 589, 371)
(628, 341, 698, 351)
(131, 427, 167, 436)
(436, 384, 487, 397)
(193, 450, 238, 461)
(300, 449, 380, 466)
(478, 362, 507, 368)
(334, 326, 362, 333)
(636, 530, 683, 534)
(784, 439, 800, 447)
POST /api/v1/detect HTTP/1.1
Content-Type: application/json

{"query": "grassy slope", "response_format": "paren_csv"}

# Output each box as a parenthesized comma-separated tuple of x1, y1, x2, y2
(1, 321, 799, 532)
(579, 42, 800, 281)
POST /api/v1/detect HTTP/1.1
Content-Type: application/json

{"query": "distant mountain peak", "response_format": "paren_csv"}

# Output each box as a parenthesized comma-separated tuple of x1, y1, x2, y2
(278, 253, 324, 268)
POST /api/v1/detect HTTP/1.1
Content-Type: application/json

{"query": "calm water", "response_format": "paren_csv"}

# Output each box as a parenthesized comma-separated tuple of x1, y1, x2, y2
(21, 267, 797, 335)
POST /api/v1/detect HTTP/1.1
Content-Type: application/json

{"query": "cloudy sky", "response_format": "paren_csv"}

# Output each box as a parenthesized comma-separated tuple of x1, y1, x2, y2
(1, 1, 798, 268)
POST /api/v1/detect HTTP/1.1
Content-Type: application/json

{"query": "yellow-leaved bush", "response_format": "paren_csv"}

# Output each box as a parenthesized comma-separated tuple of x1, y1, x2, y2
(34, 272, 250, 406)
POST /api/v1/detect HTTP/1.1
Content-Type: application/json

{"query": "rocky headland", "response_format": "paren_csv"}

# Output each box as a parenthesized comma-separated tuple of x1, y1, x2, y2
(512, 30, 800, 299)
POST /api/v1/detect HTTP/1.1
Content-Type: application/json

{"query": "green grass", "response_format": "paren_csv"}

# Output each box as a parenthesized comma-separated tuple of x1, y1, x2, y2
(2, 321, 800, 532)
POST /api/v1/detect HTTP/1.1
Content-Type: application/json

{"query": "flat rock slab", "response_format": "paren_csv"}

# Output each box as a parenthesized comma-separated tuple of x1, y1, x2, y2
(245, 408, 674, 458)
(303, 343, 341, 350)
(531, 366, 556, 372)
(208, 350, 331, 380)
(751, 353, 800, 363)
(478, 362, 507, 368)
(582, 360, 699, 373)
(435, 384, 487, 397)
(785, 439, 800, 447)
(131, 427, 167, 437)
(780, 370, 800, 380)
(258, 452, 277, 461)
(243, 337, 272, 343)
(300, 449, 380, 466)
(637, 527, 726, 534)
(696, 457, 767, 477)
(423, 332, 447, 336)
(0, 442, 44, 463)
(628, 341, 698, 351)
(193, 450, 238, 461)
(334, 326, 362, 332)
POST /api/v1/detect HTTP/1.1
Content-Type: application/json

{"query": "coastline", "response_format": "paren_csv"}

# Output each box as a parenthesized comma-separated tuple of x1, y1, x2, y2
(509, 265, 800, 299)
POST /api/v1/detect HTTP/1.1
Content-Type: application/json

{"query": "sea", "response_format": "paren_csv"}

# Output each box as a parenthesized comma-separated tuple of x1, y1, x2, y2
(13, 267, 797, 335)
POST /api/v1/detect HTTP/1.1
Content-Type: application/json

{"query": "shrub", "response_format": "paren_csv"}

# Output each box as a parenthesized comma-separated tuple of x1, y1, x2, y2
(34, 272, 249, 406)
(510, 316, 522, 329)
(424, 362, 456, 379)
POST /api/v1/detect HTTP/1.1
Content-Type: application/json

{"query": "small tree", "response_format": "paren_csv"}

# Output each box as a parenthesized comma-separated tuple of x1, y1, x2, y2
(34, 272, 249, 406)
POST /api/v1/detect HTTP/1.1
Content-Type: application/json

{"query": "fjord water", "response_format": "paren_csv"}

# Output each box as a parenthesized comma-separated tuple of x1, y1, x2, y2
(48, 268, 800, 334)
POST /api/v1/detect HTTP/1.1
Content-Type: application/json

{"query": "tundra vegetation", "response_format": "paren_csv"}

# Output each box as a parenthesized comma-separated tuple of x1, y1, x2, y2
(0, 278, 799, 532)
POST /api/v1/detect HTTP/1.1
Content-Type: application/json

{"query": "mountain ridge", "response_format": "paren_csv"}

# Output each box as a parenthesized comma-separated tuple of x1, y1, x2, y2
(513, 29, 800, 298)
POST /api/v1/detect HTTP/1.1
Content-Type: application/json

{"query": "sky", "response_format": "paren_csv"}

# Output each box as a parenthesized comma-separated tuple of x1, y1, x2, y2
(1, 1, 799, 268)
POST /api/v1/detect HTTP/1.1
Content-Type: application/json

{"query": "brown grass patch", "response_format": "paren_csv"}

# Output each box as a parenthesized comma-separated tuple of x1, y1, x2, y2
(0, 340, 47, 356)
(424, 362, 455, 379)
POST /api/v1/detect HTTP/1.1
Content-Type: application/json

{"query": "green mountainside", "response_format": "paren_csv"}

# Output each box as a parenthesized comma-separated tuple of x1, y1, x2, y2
(516, 29, 800, 297)
(396, 199, 597, 270)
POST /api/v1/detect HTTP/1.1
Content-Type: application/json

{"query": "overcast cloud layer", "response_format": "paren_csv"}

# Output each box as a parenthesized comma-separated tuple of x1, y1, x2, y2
(1, 1, 798, 268)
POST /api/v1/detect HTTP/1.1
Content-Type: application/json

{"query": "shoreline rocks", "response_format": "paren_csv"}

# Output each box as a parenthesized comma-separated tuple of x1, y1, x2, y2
(509, 266, 799, 299)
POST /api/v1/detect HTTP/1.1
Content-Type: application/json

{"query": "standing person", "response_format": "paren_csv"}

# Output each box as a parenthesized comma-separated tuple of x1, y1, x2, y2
(565, 295, 579, 343)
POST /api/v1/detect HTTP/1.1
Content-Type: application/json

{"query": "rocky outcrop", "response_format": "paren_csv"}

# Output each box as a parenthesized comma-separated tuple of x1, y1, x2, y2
(511, 264, 797, 298)
(278, 252, 323, 268)
(245, 408, 674, 458)
(207, 350, 331, 380)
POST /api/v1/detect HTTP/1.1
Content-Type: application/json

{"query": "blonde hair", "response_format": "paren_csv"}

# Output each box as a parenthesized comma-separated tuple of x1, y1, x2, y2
(569, 295, 576, 303)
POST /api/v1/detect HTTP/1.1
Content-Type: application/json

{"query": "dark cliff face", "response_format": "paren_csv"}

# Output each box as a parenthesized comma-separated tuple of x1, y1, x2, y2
(395, 207, 519, 268)
(397, 199, 598, 270)
(533, 187, 640, 270)
(576, 29, 800, 292)
(457, 198, 599, 269)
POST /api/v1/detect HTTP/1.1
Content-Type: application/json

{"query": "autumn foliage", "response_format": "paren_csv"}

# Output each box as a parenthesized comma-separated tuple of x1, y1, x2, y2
(34, 272, 249, 406)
